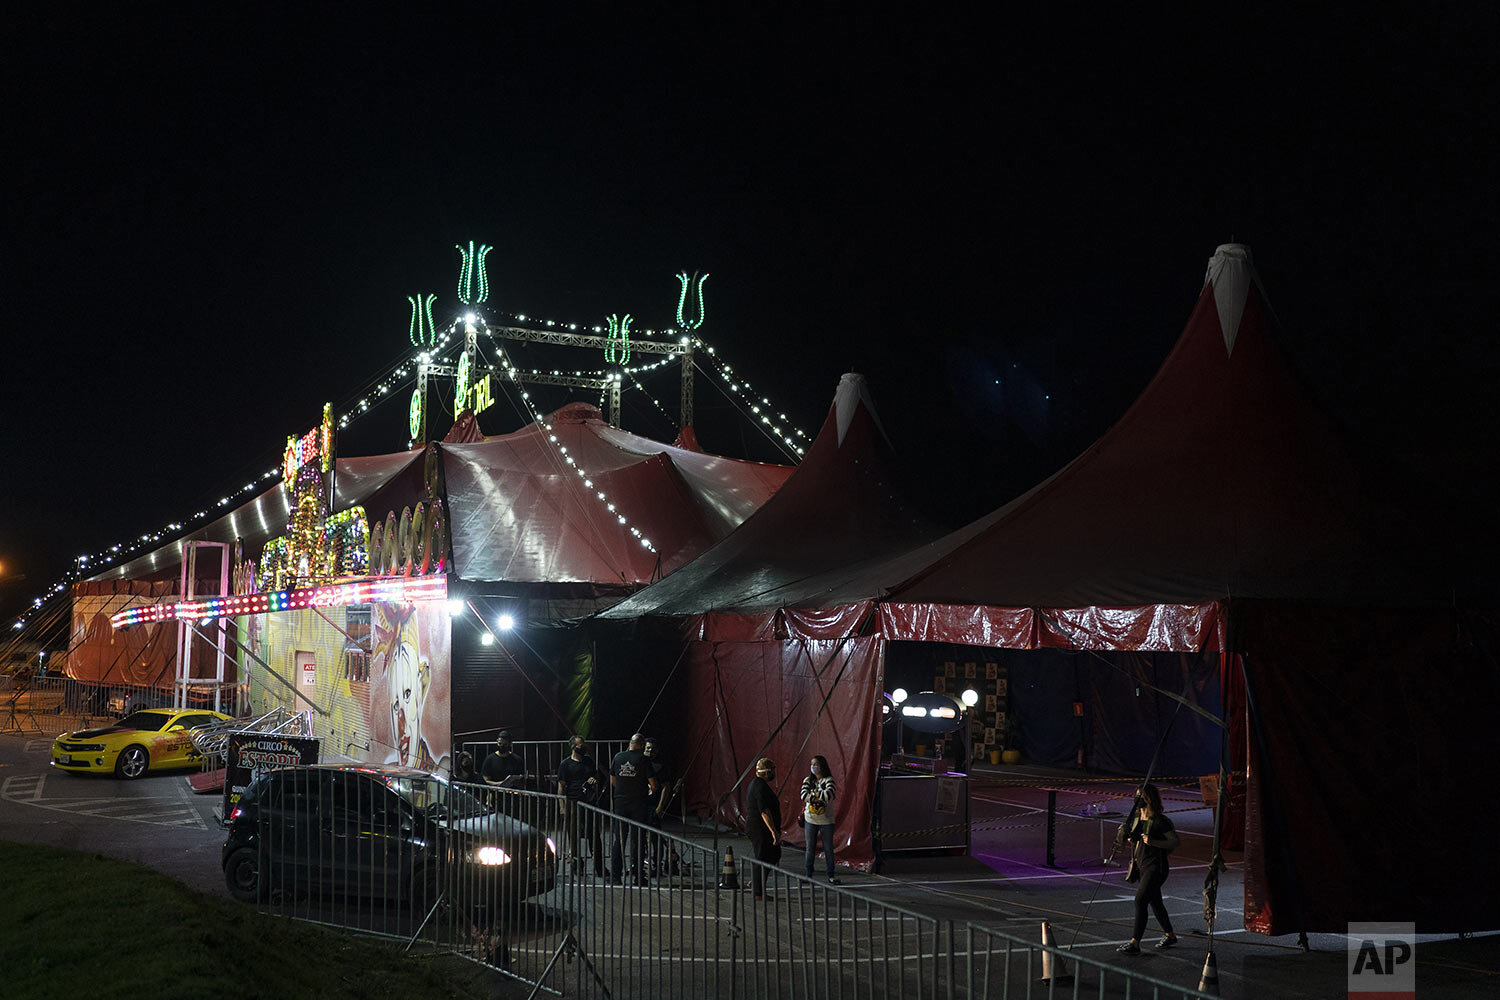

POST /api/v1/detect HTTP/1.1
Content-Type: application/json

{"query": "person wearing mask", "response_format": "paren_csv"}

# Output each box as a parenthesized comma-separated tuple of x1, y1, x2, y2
(481, 731, 526, 786)
(800, 754, 840, 884)
(745, 757, 782, 900)
(608, 733, 656, 885)
(555, 735, 604, 876)
(1115, 782, 1181, 954)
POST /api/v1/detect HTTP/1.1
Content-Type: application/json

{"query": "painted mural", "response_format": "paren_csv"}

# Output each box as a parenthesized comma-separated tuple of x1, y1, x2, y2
(244, 599, 451, 771)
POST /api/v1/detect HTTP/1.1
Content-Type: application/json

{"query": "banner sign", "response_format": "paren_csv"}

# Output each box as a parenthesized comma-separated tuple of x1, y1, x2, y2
(223, 731, 321, 818)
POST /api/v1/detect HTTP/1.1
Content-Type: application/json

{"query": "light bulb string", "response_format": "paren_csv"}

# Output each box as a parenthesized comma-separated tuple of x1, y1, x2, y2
(11, 305, 813, 632)
(481, 335, 658, 567)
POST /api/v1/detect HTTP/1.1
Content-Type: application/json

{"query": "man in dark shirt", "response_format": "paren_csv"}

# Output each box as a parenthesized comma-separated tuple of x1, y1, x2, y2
(481, 731, 526, 786)
(745, 756, 781, 899)
(643, 737, 680, 876)
(609, 733, 655, 885)
(556, 736, 604, 875)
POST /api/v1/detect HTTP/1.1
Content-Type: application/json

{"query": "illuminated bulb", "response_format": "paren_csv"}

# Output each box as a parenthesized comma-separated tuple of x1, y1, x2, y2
(480, 632, 495, 646)
(961, 688, 979, 707)
(448, 600, 465, 616)
(497, 613, 515, 631)
(891, 688, 908, 704)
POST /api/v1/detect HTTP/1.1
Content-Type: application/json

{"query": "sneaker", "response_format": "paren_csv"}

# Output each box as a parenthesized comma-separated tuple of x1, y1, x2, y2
(828, 876, 841, 885)
(1116, 941, 1141, 955)
(1154, 934, 1178, 950)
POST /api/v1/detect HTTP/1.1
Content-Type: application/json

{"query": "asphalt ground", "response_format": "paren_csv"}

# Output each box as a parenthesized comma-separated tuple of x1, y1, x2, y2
(3, 731, 1496, 998)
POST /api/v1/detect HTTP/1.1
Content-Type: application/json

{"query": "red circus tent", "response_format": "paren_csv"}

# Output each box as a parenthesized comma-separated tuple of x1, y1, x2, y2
(440, 401, 793, 588)
(604, 245, 1499, 932)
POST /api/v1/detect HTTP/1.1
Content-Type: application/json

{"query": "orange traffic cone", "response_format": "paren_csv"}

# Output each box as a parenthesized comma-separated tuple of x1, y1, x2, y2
(718, 846, 740, 890)
(1198, 951, 1220, 994)
(1038, 920, 1073, 983)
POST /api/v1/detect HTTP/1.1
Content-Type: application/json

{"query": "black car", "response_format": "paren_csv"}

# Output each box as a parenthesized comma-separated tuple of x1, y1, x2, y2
(222, 764, 557, 909)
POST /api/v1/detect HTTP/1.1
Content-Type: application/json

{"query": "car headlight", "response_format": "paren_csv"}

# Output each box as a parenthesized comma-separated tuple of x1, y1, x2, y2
(546, 837, 557, 855)
(476, 846, 511, 866)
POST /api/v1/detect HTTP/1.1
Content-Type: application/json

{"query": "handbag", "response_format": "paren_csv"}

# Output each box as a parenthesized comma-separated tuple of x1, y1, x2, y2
(1125, 838, 1144, 882)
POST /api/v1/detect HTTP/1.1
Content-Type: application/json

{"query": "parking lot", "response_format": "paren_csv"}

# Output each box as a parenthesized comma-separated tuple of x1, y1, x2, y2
(3, 730, 1496, 998)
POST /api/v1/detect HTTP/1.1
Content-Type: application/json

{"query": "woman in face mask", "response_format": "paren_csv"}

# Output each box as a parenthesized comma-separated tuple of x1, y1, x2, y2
(800, 755, 840, 884)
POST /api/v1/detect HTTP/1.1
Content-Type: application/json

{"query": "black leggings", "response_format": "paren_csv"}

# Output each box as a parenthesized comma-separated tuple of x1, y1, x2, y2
(1132, 865, 1174, 940)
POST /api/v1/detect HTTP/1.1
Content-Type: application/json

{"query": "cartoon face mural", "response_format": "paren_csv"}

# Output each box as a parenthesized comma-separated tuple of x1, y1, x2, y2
(375, 604, 435, 769)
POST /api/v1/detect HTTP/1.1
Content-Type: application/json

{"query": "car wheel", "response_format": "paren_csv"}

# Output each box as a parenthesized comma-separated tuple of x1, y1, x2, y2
(115, 744, 149, 779)
(225, 847, 265, 902)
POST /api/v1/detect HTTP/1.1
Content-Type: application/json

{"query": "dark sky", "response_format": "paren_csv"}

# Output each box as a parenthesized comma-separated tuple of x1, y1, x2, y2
(4, 9, 1496, 625)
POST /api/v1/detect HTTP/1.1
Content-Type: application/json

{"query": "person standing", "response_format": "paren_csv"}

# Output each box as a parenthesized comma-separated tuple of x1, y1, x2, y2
(800, 754, 840, 884)
(609, 733, 656, 885)
(1116, 782, 1181, 954)
(556, 735, 604, 876)
(643, 738, 680, 876)
(745, 757, 782, 900)
(481, 731, 526, 786)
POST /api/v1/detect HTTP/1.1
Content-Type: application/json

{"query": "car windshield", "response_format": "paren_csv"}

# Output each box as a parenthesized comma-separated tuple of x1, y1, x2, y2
(115, 712, 170, 732)
(385, 774, 491, 818)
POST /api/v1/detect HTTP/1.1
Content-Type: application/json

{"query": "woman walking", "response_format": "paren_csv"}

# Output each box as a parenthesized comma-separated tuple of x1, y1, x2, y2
(801, 755, 840, 884)
(1116, 782, 1180, 954)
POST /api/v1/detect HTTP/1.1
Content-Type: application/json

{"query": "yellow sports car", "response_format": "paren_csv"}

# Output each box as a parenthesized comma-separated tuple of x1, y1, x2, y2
(52, 707, 233, 779)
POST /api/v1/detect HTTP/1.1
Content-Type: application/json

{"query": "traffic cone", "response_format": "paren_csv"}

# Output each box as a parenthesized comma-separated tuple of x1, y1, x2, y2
(718, 846, 740, 890)
(1038, 920, 1073, 983)
(1198, 951, 1220, 994)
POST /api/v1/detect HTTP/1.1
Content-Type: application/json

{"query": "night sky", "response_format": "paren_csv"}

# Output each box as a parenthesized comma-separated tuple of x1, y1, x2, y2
(4, 9, 1495, 626)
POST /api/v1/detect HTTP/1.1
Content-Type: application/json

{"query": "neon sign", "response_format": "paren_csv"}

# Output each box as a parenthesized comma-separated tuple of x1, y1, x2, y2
(467, 373, 494, 415)
(282, 404, 334, 485)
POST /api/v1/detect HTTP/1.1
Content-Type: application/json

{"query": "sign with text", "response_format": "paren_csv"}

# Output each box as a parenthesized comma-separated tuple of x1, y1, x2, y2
(1347, 922, 1415, 998)
(222, 731, 321, 819)
(297, 650, 316, 687)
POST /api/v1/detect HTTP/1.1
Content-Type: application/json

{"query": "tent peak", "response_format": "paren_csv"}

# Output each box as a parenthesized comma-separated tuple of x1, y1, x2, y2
(547, 401, 606, 425)
(1204, 243, 1257, 357)
(834, 372, 889, 448)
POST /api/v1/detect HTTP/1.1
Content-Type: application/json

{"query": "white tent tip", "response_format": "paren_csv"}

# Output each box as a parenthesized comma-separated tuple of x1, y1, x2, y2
(1205, 243, 1255, 356)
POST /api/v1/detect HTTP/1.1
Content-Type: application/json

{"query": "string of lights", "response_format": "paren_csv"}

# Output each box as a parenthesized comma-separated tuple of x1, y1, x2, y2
(477, 325, 658, 555)
(12, 300, 812, 632)
(692, 337, 809, 457)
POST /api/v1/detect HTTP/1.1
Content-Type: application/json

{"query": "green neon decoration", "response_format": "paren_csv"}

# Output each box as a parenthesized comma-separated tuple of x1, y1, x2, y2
(408, 293, 438, 346)
(675, 271, 709, 330)
(604, 313, 633, 366)
(456, 351, 472, 408)
(409, 388, 423, 439)
(455, 241, 493, 305)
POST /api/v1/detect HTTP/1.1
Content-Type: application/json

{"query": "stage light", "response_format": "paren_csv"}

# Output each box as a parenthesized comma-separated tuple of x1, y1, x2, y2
(961, 688, 979, 707)
(480, 632, 495, 646)
(497, 613, 515, 631)
(448, 600, 465, 616)
(891, 687, 908, 704)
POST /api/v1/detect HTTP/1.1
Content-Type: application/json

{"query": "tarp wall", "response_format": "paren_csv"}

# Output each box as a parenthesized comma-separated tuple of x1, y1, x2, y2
(681, 635, 884, 871)
(1237, 603, 1500, 934)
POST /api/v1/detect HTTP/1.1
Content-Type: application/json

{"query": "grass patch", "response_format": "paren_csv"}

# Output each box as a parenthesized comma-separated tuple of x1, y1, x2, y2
(0, 840, 516, 1000)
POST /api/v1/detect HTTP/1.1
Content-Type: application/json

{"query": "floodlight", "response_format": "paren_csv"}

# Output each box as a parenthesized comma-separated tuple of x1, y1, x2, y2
(448, 600, 466, 616)
(497, 613, 515, 631)
(961, 688, 979, 707)
(479, 632, 495, 646)
(891, 687, 908, 704)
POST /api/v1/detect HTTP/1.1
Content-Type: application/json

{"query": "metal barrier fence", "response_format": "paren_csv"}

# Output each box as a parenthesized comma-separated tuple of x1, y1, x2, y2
(454, 739, 630, 789)
(1, 675, 243, 735)
(958, 922, 1217, 1000)
(225, 768, 1217, 998)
